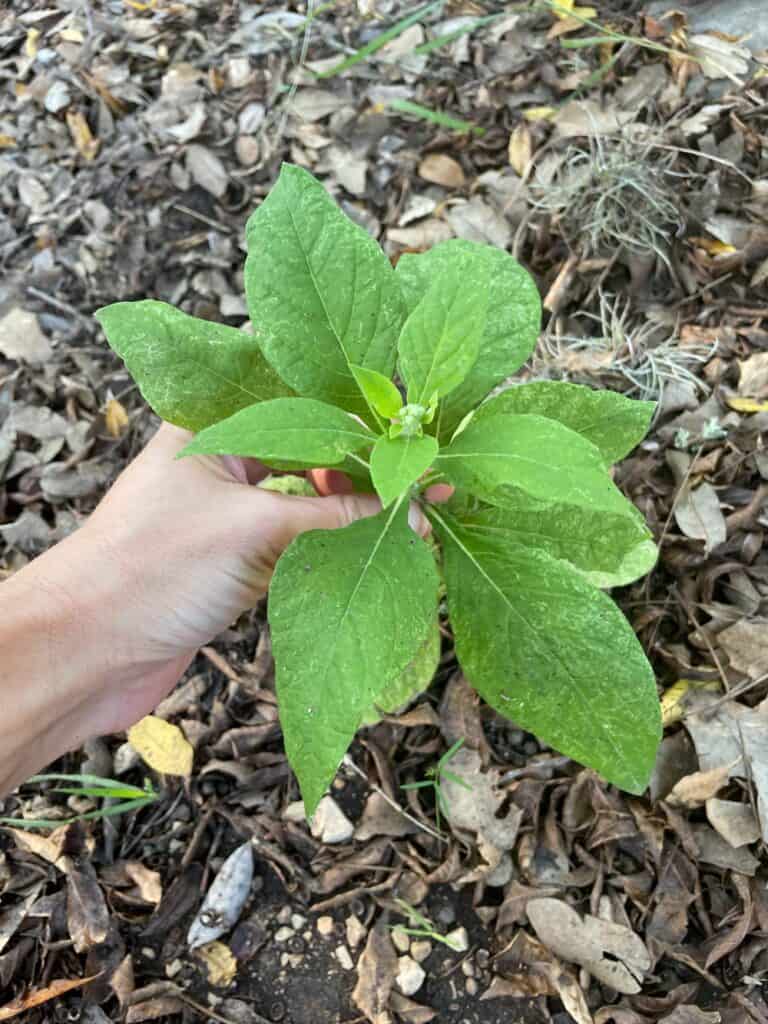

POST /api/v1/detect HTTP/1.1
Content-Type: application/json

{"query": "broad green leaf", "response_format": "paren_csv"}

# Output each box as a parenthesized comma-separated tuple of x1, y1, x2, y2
(362, 619, 441, 724)
(351, 364, 403, 419)
(396, 240, 541, 438)
(244, 164, 404, 419)
(433, 509, 661, 793)
(437, 413, 630, 516)
(95, 301, 293, 433)
(398, 254, 490, 405)
(450, 494, 657, 588)
(370, 434, 438, 507)
(473, 381, 655, 464)
(269, 502, 439, 813)
(179, 398, 375, 466)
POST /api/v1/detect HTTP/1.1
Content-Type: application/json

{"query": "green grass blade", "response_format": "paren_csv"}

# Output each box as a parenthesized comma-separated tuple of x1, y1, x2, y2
(388, 99, 483, 135)
(29, 772, 147, 792)
(0, 796, 157, 831)
(317, 0, 444, 78)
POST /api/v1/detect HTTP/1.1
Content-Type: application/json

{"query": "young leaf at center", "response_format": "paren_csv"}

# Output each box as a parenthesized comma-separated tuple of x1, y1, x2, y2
(350, 364, 403, 419)
(370, 434, 438, 507)
(268, 502, 439, 814)
(398, 253, 490, 406)
(178, 397, 375, 466)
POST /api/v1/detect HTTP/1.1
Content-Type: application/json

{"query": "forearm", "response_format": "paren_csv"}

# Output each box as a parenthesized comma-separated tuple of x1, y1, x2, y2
(0, 529, 141, 796)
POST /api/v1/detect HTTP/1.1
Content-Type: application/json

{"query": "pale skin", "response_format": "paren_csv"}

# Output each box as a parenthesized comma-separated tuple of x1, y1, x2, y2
(0, 423, 448, 797)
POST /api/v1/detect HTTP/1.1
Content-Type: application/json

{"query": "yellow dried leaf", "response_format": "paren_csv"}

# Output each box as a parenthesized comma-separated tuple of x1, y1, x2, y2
(661, 679, 719, 727)
(104, 398, 130, 438)
(124, 0, 157, 9)
(128, 716, 193, 777)
(508, 123, 532, 177)
(66, 111, 100, 162)
(0, 135, 15, 148)
(523, 106, 557, 123)
(551, 0, 598, 20)
(195, 941, 238, 987)
(25, 28, 40, 59)
(667, 763, 731, 809)
(59, 28, 84, 43)
(726, 396, 768, 414)
(690, 236, 737, 256)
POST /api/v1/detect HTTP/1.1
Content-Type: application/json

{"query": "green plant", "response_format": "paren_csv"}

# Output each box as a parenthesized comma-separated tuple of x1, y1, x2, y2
(391, 898, 464, 951)
(401, 737, 471, 833)
(0, 773, 159, 829)
(96, 163, 661, 816)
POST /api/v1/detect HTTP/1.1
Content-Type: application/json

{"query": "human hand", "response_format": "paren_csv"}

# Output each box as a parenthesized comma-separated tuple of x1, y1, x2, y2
(0, 421, 432, 791)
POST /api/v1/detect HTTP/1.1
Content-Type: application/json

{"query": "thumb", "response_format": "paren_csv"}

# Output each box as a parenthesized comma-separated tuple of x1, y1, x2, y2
(259, 491, 429, 554)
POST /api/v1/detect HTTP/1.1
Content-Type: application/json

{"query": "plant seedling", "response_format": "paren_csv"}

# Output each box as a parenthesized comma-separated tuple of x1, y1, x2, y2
(391, 898, 465, 951)
(401, 737, 471, 834)
(96, 163, 662, 818)
(0, 773, 159, 830)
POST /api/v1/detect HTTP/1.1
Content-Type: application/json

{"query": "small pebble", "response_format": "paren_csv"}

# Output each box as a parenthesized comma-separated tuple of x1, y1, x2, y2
(466, 978, 478, 996)
(291, 913, 307, 930)
(165, 959, 183, 978)
(311, 796, 354, 844)
(316, 915, 335, 937)
(283, 800, 306, 823)
(141, 947, 156, 960)
(436, 905, 456, 927)
(461, 959, 475, 978)
(392, 927, 410, 954)
(411, 940, 432, 963)
(277, 906, 293, 925)
(274, 927, 295, 943)
(335, 944, 354, 971)
(346, 914, 366, 949)
(285, 953, 304, 969)
(396, 956, 426, 996)
(446, 927, 469, 952)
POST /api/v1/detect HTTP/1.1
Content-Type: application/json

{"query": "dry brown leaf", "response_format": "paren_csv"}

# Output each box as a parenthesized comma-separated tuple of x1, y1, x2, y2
(554, 99, 634, 138)
(689, 33, 751, 82)
(126, 997, 185, 1022)
(195, 941, 238, 987)
(692, 823, 759, 874)
(666, 763, 731, 808)
(104, 398, 130, 438)
(185, 144, 228, 198)
(66, 110, 99, 161)
(738, 352, 768, 399)
(6, 824, 72, 870)
(355, 791, 418, 841)
(440, 747, 522, 853)
(387, 221, 454, 249)
(111, 953, 135, 1006)
(527, 897, 651, 995)
(128, 716, 194, 776)
(67, 859, 110, 953)
(706, 798, 761, 848)
(444, 197, 511, 248)
(658, 1009, 721, 1024)
(0, 884, 44, 955)
(352, 919, 397, 1024)
(718, 620, 768, 681)
(508, 123, 532, 177)
(124, 862, 162, 904)
(418, 153, 465, 189)
(388, 991, 436, 1023)
(0, 308, 52, 365)
(0, 974, 100, 1020)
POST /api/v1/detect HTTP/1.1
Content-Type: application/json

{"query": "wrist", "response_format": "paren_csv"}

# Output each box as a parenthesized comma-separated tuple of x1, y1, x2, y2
(0, 528, 154, 793)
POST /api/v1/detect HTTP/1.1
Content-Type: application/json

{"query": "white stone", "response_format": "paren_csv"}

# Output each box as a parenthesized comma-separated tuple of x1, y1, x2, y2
(283, 800, 306, 823)
(291, 913, 307, 931)
(446, 927, 469, 953)
(392, 927, 410, 953)
(310, 796, 354, 844)
(274, 926, 294, 943)
(410, 940, 432, 963)
(316, 915, 335, 937)
(396, 956, 426, 996)
(335, 944, 354, 971)
(346, 914, 366, 949)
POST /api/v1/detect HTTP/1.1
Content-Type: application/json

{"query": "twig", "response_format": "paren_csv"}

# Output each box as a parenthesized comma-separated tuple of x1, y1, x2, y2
(343, 755, 445, 843)
(25, 285, 91, 324)
(171, 203, 232, 233)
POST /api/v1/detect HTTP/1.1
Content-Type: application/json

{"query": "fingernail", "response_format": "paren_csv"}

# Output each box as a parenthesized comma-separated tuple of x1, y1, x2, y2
(408, 504, 428, 536)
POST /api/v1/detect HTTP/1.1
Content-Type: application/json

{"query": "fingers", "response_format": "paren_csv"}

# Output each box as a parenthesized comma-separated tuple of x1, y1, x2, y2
(308, 468, 355, 496)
